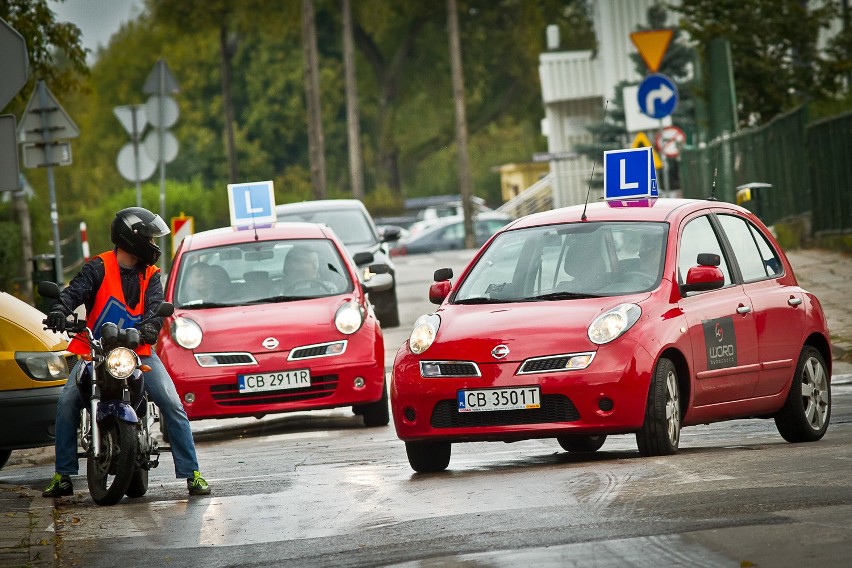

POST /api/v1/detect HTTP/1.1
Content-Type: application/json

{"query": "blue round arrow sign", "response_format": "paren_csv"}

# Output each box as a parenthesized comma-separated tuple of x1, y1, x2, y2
(637, 73, 678, 119)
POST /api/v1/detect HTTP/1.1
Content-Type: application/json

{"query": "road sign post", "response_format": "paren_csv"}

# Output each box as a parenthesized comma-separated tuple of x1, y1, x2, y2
(18, 80, 80, 284)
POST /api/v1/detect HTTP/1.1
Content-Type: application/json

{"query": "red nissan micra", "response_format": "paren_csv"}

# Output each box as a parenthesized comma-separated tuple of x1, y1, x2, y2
(159, 222, 392, 426)
(391, 198, 832, 472)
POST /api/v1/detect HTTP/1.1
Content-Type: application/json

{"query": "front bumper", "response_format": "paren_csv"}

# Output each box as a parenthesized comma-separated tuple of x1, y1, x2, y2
(0, 385, 64, 449)
(391, 340, 655, 442)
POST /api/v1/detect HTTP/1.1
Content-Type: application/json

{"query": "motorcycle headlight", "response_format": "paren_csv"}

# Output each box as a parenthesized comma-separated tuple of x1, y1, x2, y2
(335, 301, 364, 335)
(106, 347, 137, 379)
(588, 303, 641, 345)
(172, 316, 203, 349)
(409, 314, 441, 355)
(15, 351, 69, 381)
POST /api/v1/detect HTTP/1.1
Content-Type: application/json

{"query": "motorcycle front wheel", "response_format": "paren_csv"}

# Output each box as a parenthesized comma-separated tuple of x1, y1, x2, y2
(87, 418, 137, 506)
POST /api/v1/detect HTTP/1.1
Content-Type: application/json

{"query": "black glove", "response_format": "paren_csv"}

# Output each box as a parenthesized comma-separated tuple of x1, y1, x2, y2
(45, 310, 68, 333)
(139, 322, 160, 345)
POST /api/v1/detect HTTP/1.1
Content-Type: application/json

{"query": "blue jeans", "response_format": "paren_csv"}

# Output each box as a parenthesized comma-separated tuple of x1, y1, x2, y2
(54, 353, 200, 479)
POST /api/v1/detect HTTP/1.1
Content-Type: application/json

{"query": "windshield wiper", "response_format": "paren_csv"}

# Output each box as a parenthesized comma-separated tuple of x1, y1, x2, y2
(454, 297, 513, 304)
(180, 301, 232, 309)
(243, 295, 304, 304)
(527, 291, 602, 301)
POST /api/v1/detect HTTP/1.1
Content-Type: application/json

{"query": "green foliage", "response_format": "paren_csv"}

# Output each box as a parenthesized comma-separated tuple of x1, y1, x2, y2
(0, 221, 23, 292)
(674, 0, 847, 127)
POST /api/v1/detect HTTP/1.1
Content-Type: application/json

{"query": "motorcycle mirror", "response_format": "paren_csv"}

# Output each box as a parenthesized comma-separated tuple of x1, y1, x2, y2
(155, 302, 174, 318)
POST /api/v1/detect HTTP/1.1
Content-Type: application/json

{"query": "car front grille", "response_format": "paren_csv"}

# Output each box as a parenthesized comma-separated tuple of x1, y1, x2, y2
(289, 341, 347, 360)
(195, 353, 257, 367)
(420, 361, 481, 377)
(430, 394, 580, 428)
(209, 374, 338, 406)
(517, 352, 595, 374)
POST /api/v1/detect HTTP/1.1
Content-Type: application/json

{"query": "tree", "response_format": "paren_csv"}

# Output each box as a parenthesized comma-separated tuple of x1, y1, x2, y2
(674, 0, 840, 126)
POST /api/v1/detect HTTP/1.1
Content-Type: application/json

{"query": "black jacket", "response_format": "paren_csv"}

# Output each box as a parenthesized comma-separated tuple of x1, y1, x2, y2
(50, 250, 165, 333)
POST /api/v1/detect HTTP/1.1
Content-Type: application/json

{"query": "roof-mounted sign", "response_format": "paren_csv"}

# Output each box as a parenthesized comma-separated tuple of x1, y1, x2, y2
(603, 147, 658, 201)
(227, 180, 276, 228)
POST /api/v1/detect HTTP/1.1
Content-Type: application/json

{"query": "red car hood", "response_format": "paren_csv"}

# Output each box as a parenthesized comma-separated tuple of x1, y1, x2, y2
(424, 298, 638, 363)
(176, 298, 353, 354)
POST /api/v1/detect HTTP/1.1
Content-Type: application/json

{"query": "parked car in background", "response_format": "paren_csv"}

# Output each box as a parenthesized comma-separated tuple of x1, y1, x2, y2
(391, 213, 512, 257)
(0, 291, 76, 469)
(158, 222, 393, 426)
(407, 197, 494, 236)
(391, 198, 832, 473)
(276, 199, 401, 328)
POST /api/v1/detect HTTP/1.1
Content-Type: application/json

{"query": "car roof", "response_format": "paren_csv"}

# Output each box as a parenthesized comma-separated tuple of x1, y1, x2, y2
(275, 199, 367, 214)
(180, 222, 336, 251)
(507, 198, 745, 230)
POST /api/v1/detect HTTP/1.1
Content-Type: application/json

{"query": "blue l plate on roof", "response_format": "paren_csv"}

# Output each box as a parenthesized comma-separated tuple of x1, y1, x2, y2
(603, 147, 658, 201)
(227, 180, 277, 228)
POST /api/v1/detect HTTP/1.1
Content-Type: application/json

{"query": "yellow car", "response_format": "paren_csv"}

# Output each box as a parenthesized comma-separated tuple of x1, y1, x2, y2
(0, 291, 77, 469)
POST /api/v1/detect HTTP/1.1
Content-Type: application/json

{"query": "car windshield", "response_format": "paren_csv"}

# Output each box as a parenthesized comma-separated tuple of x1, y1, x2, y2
(453, 221, 668, 303)
(277, 209, 377, 246)
(174, 239, 353, 308)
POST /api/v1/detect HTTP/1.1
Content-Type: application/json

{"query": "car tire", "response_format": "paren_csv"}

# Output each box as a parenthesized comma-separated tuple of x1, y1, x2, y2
(374, 286, 400, 328)
(0, 449, 11, 470)
(774, 346, 831, 443)
(405, 441, 451, 473)
(636, 357, 680, 456)
(361, 380, 390, 427)
(557, 434, 607, 453)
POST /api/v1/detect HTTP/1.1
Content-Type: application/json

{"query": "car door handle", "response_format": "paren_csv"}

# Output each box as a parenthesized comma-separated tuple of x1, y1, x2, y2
(736, 305, 752, 314)
(788, 297, 802, 306)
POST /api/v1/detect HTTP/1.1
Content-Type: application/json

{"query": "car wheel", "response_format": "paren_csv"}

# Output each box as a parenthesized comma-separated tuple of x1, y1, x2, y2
(557, 434, 607, 453)
(374, 286, 400, 328)
(636, 357, 680, 456)
(405, 441, 451, 473)
(774, 346, 831, 443)
(361, 380, 390, 427)
(0, 449, 11, 470)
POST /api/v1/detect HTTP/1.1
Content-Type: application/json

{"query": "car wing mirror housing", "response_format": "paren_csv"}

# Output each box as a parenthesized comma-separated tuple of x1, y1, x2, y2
(381, 226, 402, 243)
(362, 272, 393, 294)
(353, 251, 375, 266)
(433, 267, 453, 282)
(368, 263, 389, 275)
(429, 281, 451, 305)
(682, 265, 725, 294)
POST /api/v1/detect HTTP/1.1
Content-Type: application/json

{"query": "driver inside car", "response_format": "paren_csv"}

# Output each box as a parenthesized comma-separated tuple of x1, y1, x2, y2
(281, 245, 337, 294)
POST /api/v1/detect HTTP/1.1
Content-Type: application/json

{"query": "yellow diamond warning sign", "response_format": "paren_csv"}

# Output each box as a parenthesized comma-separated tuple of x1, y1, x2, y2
(630, 29, 674, 74)
(631, 132, 662, 170)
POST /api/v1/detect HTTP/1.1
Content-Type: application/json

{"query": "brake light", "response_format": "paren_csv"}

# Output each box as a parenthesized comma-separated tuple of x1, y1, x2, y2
(391, 246, 407, 257)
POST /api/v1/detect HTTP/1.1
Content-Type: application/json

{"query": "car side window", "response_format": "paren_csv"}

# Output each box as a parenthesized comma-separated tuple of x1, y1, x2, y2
(677, 215, 732, 286)
(717, 214, 782, 281)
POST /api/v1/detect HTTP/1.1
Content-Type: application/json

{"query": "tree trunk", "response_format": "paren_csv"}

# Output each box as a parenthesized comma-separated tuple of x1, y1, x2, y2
(342, 0, 364, 200)
(219, 25, 238, 183)
(302, 0, 327, 199)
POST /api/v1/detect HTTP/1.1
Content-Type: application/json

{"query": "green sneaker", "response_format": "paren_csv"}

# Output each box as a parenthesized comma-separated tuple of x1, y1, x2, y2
(42, 473, 73, 498)
(187, 471, 211, 496)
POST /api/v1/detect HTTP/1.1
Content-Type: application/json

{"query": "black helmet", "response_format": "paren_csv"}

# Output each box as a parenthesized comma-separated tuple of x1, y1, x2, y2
(111, 207, 170, 265)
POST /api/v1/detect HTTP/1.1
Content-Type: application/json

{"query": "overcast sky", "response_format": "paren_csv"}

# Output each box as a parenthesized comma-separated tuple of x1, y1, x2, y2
(49, 0, 143, 61)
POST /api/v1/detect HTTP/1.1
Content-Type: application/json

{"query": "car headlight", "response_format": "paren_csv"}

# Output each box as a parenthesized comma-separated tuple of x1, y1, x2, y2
(335, 301, 364, 334)
(588, 303, 641, 345)
(172, 316, 203, 349)
(14, 351, 69, 381)
(106, 347, 137, 379)
(409, 314, 441, 354)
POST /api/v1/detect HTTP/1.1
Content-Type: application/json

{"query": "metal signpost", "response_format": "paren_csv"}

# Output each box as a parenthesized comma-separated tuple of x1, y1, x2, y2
(18, 81, 81, 283)
(142, 59, 180, 271)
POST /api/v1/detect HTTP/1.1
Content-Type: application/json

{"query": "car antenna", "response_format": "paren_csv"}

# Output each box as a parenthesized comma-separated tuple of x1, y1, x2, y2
(708, 144, 719, 201)
(581, 100, 608, 221)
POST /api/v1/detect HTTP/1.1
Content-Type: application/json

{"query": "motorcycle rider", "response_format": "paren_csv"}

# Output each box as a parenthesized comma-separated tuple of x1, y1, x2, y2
(42, 207, 212, 498)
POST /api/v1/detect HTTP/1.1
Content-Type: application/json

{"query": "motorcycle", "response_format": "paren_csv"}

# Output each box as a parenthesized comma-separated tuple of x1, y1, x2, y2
(38, 281, 173, 506)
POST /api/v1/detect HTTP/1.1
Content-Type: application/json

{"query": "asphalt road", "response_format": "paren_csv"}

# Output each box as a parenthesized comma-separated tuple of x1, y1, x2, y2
(2, 248, 851, 568)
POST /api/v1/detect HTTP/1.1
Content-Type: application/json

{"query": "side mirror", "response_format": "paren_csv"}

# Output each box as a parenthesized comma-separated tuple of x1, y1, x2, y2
(433, 267, 453, 282)
(363, 272, 393, 294)
(368, 263, 389, 275)
(696, 253, 720, 267)
(353, 251, 375, 266)
(156, 302, 175, 318)
(429, 281, 451, 305)
(682, 265, 725, 293)
(37, 281, 60, 300)
(380, 226, 402, 243)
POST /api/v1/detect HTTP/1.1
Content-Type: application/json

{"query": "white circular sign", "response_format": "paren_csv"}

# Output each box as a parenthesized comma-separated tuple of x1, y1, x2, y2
(655, 126, 687, 158)
(144, 95, 179, 129)
(117, 142, 156, 182)
(143, 130, 179, 163)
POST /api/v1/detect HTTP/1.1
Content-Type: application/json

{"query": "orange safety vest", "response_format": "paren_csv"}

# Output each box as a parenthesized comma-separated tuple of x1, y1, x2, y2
(68, 251, 159, 356)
